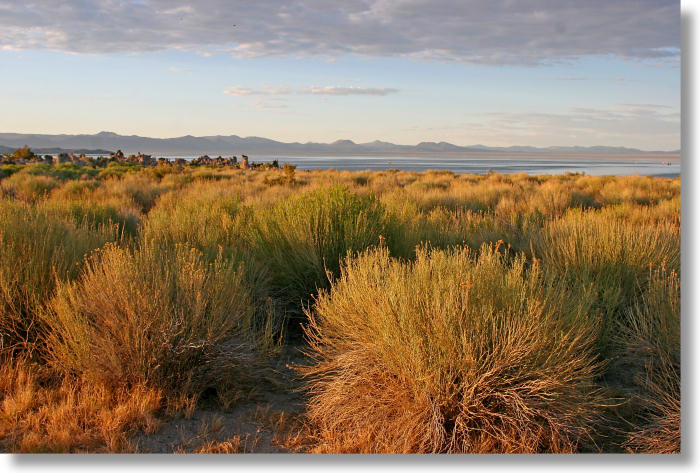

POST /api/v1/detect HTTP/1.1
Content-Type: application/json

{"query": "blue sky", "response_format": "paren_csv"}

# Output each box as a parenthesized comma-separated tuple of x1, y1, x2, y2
(0, 1, 680, 150)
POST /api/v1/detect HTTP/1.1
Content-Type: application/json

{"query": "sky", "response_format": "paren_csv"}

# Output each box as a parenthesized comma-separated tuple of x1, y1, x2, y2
(0, 0, 681, 150)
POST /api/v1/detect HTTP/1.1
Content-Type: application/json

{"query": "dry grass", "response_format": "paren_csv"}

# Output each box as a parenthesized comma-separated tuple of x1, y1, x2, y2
(192, 435, 260, 454)
(0, 358, 162, 453)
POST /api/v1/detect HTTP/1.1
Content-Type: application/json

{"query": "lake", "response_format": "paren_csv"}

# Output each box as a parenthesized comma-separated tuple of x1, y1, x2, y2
(157, 154, 680, 177)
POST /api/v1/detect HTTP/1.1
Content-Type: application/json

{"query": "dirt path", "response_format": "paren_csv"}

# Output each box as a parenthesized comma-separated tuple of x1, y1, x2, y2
(130, 344, 308, 453)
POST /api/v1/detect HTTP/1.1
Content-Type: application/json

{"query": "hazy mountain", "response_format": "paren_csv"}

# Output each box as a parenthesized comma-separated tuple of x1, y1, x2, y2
(0, 131, 679, 156)
(0, 144, 111, 155)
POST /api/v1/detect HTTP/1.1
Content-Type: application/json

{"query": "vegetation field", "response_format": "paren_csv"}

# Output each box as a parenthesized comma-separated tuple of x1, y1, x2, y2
(0, 160, 680, 453)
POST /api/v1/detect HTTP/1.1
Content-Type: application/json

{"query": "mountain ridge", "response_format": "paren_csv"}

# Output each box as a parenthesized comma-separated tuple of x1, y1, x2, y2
(0, 132, 679, 156)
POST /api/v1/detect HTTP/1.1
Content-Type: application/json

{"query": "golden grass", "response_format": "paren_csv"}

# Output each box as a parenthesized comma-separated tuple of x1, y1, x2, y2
(0, 358, 161, 453)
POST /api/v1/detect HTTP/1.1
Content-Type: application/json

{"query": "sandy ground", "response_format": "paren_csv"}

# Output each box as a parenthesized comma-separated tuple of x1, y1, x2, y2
(130, 345, 308, 453)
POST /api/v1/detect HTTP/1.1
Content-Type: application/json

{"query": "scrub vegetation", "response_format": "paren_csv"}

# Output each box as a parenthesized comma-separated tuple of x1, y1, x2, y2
(0, 161, 680, 453)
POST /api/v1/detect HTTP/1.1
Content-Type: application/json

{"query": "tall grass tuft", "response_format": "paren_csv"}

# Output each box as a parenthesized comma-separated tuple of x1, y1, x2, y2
(42, 243, 257, 399)
(303, 245, 604, 453)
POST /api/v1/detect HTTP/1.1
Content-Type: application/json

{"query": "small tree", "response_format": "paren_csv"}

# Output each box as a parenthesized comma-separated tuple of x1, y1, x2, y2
(12, 145, 36, 161)
(283, 163, 296, 184)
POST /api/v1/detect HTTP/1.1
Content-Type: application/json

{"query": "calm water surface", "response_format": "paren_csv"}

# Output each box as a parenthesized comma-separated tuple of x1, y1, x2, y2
(155, 155, 680, 177)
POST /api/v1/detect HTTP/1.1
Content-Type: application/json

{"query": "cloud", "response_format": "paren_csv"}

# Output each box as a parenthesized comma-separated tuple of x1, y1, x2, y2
(223, 86, 292, 96)
(249, 100, 288, 110)
(303, 86, 398, 96)
(0, 1, 680, 65)
(224, 85, 398, 96)
(619, 103, 673, 109)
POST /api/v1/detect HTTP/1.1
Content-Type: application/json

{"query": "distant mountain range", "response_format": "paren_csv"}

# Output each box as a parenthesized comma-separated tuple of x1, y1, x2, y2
(0, 145, 112, 156)
(0, 131, 679, 156)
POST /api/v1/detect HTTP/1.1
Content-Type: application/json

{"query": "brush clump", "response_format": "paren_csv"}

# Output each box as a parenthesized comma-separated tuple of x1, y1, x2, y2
(534, 208, 679, 357)
(303, 244, 604, 453)
(0, 199, 118, 358)
(619, 267, 680, 453)
(42, 243, 256, 399)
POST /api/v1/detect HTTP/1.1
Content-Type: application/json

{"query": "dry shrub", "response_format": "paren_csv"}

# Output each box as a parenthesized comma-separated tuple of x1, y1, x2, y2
(303, 245, 604, 453)
(601, 199, 680, 227)
(100, 173, 174, 213)
(0, 173, 59, 202)
(0, 199, 117, 357)
(620, 268, 680, 453)
(0, 358, 161, 453)
(42, 243, 257, 399)
(624, 365, 680, 454)
(535, 208, 680, 357)
(529, 180, 572, 217)
(193, 435, 259, 453)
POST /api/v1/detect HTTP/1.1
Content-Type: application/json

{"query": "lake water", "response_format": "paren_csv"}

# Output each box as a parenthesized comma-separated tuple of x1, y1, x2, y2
(147, 154, 681, 177)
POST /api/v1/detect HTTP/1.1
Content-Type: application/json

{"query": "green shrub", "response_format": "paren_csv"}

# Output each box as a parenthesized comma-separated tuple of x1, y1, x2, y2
(21, 163, 99, 181)
(142, 188, 246, 257)
(97, 161, 141, 178)
(51, 179, 100, 198)
(0, 164, 23, 179)
(249, 185, 387, 313)
(42, 199, 140, 238)
(100, 174, 173, 213)
(142, 184, 287, 343)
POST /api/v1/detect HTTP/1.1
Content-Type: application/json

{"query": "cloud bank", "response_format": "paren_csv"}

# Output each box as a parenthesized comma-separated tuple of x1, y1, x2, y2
(0, 0, 680, 65)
